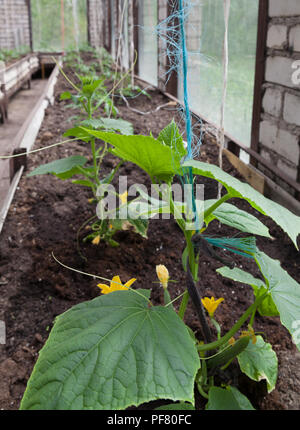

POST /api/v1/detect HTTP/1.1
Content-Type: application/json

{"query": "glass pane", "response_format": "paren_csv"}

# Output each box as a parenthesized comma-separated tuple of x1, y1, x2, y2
(178, 0, 259, 148)
(31, 0, 87, 52)
(138, 0, 158, 86)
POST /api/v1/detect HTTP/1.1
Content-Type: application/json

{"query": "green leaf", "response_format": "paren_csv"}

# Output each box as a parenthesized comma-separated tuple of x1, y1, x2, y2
(206, 386, 255, 410)
(184, 160, 300, 249)
(205, 200, 271, 237)
(124, 218, 148, 238)
(157, 120, 186, 159)
(216, 266, 279, 317)
(60, 91, 72, 100)
(237, 335, 278, 393)
(20, 290, 200, 410)
(155, 402, 195, 410)
(72, 179, 94, 188)
(255, 250, 300, 350)
(82, 79, 103, 97)
(27, 155, 88, 179)
(182, 246, 188, 272)
(80, 118, 134, 135)
(63, 127, 92, 142)
(80, 129, 181, 182)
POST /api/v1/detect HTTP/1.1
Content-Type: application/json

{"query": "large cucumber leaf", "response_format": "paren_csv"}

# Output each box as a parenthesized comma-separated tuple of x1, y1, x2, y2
(255, 251, 300, 351)
(237, 335, 278, 393)
(157, 120, 186, 159)
(80, 118, 134, 135)
(216, 266, 279, 317)
(27, 155, 88, 179)
(20, 290, 199, 410)
(205, 200, 271, 237)
(80, 129, 182, 182)
(155, 402, 195, 410)
(206, 386, 255, 410)
(184, 160, 300, 249)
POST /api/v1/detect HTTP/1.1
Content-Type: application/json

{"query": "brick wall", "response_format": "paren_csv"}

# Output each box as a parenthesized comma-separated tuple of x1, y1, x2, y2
(259, 0, 300, 196)
(0, 0, 31, 50)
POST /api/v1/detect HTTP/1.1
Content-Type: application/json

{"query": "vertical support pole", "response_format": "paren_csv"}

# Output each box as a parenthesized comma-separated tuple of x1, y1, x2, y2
(26, 0, 33, 52)
(250, 0, 269, 167)
(61, 0, 65, 53)
(107, 0, 112, 53)
(132, 0, 139, 76)
(165, 1, 178, 97)
(9, 149, 27, 182)
(87, 0, 91, 46)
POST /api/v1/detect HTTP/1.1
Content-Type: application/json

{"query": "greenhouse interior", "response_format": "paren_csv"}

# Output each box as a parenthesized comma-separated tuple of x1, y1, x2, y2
(0, 0, 300, 413)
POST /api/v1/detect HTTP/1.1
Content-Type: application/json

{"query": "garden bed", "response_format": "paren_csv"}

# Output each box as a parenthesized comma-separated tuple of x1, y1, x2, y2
(0, 54, 299, 410)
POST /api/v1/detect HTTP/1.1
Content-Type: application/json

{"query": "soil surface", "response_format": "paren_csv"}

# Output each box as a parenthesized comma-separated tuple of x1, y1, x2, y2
(0, 53, 299, 410)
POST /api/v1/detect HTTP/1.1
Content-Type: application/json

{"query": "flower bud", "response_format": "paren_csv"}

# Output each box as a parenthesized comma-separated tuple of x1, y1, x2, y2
(156, 264, 169, 289)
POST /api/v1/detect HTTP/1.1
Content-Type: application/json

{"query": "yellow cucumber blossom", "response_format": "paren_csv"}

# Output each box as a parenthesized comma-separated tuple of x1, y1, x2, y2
(92, 235, 101, 245)
(156, 264, 169, 290)
(119, 191, 128, 205)
(201, 296, 224, 317)
(97, 275, 136, 295)
(240, 324, 257, 344)
(228, 337, 236, 346)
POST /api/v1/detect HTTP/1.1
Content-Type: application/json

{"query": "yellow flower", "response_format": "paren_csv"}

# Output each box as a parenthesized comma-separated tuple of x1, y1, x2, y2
(119, 191, 128, 205)
(97, 275, 136, 295)
(228, 337, 236, 346)
(92, 235, 101, 245)
(240, 324, 257, 344)
(201, 296, 224, 317)
(156, 264, 169, 289)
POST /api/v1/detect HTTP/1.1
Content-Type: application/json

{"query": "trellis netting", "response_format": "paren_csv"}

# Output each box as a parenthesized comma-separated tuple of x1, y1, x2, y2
(31, 0, 87, 52)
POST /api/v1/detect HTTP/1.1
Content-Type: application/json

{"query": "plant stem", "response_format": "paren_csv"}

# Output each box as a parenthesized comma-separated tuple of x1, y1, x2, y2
(178, 290, 189, 319)
(90, 138, 100, 186)
(203, 192, 231, 221)
(197, 383, 209, 400)
(197, 292, 268, 352)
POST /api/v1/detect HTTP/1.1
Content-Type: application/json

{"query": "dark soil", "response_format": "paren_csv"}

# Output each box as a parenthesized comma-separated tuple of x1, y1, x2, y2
(0, 54, 299, 410)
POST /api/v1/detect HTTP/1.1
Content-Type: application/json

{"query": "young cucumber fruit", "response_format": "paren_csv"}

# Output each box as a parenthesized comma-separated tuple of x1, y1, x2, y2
(206, 336, 250, 369)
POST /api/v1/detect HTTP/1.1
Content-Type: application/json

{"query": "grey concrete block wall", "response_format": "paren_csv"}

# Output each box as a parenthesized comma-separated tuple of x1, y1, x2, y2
(259, 0, 300, 194)
(0, 0, 31, 50)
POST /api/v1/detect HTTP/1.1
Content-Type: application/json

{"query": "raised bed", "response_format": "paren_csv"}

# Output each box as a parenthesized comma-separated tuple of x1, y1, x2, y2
(0, 54, 40, 123)
(0, 55, 299, 411)
(0, 56, 61, 235)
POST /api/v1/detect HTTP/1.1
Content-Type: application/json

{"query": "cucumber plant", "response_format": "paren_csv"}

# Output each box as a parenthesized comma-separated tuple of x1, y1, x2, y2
(20, 120, 300, 410)
(27, 58, 148, 247)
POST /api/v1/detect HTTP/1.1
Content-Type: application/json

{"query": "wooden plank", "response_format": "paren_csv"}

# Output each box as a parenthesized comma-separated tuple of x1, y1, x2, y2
(0, 166, 24, 236)
(223, 148, 265, 194)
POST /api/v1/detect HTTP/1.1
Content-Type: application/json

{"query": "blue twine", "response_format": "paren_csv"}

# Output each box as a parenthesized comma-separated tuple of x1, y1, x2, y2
(178, 0, 193, 160)
(178, 0, 200, 232)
